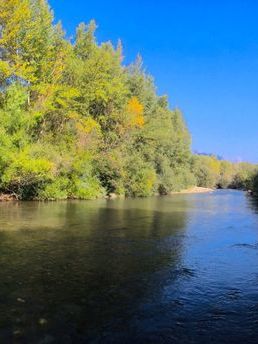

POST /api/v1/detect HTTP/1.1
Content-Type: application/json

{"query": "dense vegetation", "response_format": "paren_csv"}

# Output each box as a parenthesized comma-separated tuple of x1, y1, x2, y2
(191, 155, 258, 191)
(0, 0, 257, 200)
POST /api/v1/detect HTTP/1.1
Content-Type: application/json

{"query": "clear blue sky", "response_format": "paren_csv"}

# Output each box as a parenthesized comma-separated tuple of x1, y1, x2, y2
(49, 0, 258, 163)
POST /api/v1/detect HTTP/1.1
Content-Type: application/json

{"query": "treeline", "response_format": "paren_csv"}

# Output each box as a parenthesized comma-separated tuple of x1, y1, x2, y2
(0, 1, 256, 200)
(191, 155, 258, 190)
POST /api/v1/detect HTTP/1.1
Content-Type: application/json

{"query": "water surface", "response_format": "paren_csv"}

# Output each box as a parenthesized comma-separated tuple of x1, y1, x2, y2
(1, 190, 258, 343)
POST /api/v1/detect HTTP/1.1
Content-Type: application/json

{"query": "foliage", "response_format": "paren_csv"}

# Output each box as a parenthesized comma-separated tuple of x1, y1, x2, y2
(191, 154, 258, 190)
(0, 0, 256, 200)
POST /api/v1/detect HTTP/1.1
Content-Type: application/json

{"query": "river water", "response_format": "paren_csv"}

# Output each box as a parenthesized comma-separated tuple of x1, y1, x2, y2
(0, 190, 258, 343)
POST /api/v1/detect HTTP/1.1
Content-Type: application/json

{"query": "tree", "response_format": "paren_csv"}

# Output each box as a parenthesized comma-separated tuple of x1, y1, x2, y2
(0, 0, 254, 200)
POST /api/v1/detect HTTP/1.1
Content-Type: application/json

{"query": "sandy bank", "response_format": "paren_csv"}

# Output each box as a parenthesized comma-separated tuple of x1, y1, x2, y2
(171, 186, 214, 194)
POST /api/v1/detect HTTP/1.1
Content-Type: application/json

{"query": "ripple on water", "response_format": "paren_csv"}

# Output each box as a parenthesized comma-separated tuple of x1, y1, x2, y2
(231, 243, 258, 250)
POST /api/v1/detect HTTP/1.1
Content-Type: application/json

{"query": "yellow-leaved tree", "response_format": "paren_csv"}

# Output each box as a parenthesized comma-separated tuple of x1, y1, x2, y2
(126, 96, 144, 128)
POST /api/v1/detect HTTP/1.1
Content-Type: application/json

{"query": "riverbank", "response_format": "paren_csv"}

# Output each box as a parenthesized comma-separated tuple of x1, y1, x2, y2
(0, 187, 215, 202)
(171, 186, 214, 194)
(0, 194, 18, 202)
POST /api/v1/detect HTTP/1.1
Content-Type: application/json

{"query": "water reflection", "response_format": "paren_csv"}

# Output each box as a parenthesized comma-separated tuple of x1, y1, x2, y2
(0, 191, 258, 343)
(0, 197, 189, 342)
(247, 194, 258, 214)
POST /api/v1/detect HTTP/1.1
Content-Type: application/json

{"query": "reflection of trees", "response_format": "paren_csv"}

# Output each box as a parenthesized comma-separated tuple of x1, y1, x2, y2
(0, 197, 189, 342)
(247, 194, 258, 214)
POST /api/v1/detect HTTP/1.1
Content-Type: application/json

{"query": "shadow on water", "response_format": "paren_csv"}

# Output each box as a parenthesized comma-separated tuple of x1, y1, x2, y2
(0, 198, 190, 343)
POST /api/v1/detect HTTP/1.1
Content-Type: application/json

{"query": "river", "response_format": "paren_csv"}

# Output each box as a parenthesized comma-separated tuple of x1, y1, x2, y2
(0, 190, 258, 343)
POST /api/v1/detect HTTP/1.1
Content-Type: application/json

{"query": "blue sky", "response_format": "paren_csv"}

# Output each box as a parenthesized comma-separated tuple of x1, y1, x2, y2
(49, 0, 258, 162)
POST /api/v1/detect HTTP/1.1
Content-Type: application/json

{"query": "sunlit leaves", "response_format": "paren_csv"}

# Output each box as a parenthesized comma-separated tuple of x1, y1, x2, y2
(126, 97, 144, 128)
(0, 0, 222, 200)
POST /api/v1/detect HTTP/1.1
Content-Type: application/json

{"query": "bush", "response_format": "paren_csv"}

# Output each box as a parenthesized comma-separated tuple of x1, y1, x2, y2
(38, 177, 70, 200)
(70, 177, 104, 199)
(1, 151, 54, 200)
(124, 154, 156, 197)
